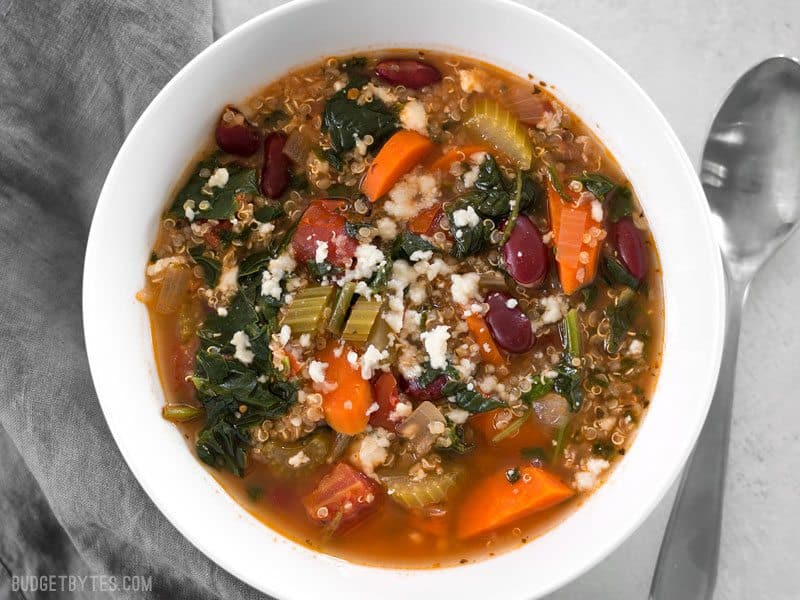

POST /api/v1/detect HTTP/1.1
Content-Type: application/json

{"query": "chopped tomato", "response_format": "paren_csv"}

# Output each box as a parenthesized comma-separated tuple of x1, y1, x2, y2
(292, 200, 357, 267)
(407, 204, 443, 236)
(303, 463, 380, 532)
(200, 219, 232, 249)
(369, 372, 401, 430)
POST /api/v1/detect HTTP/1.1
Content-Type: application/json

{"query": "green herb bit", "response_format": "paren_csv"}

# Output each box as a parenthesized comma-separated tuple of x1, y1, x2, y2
(280, 286, 335, 334)
(500, 169, 523, 245)
(162, 404, 204, 423)
(341, 297, 384, 344)
(605, 255, 640, 288)
(521, 374, 554, 405)
(561, 308, 582, 358)
(491, 411, 530, 444)
(552, 424, 569, 464)
(327, 282, 356, 335)
(505, 467, 522, 484)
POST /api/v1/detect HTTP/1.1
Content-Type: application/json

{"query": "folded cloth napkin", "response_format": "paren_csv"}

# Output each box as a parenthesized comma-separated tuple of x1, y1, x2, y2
(0, 1, 272, 598)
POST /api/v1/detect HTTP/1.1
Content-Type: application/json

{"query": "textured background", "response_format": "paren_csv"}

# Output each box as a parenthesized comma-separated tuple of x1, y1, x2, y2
(1, 1, 798, 599)
(216, 1, 800, 597)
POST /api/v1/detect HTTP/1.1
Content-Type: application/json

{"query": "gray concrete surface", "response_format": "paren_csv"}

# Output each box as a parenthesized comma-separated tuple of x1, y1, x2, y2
(213, 2, 800, 598)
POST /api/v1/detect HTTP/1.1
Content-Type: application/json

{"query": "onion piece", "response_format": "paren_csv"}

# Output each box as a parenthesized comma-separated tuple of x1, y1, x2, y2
(155, 266, 190, 315)
(397, 401, 446, 455)
(531, 393, 570, 428)
(282, 129, 310, 164)
(503, 86, 552, 126)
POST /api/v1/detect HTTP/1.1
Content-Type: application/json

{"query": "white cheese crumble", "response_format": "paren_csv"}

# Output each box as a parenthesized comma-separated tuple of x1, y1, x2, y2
(339, 243, 386, 284)
(231, 330, 254, 365)
(207, 167, 229, 188)
(385, 173, 440, 221)
(628, 339, 644, 357)
(389, 401, 413, 422)
(145, 256, 187, 280)
(409, 250, 433, 262)
(350, 428, 392, 479)
(574, 458, 610, 492)
(216, 307, 228, 317)
(314, 240, 328, 263)
(591, 199, 604, 222)
(375, 216, 398, 241)
(216, 264, 239, 296)
(361, 82, 398, 105)
(420, 325, 451, 369)
(288, 450, 310, 468)
(539, 295, 568, 324)
(446, 408, 470, 425)
(260, 252, 297, 299)
(183, 200, 196, 222)
(308, 360, 329, 383)
(506, 298, 518, 309)
(450, 272, 482, 306)
(277, 324, 291, 347)
(399, 99, 428, 136)
(451, 205, 481, 228)
(458, 69, 485, 93)
(360, 344, 389, 380)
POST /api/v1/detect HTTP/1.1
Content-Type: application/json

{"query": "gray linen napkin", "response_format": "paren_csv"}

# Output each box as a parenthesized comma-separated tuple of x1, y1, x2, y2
(0, 1, 266, 598)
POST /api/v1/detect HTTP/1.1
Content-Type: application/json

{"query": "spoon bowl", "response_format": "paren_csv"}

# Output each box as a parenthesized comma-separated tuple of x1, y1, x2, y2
(702, 56, 800, 280)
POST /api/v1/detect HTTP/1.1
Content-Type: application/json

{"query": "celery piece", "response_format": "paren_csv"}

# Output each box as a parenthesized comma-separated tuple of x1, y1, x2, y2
(466, 98, 533, 169)
(162, 404, 204, 423)
(383, 470, 462, 510)
(365, 312, 391, 351)
(327, 282, 356, 336)
(280, 286, 335, 334)
(562, 308, 582, 358)
(341, 297, 384, 344)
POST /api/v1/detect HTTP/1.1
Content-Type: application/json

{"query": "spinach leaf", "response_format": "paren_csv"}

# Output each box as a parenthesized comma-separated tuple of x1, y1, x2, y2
(168, 156, 218, 217)
(201, 291, 258, 338)
(344, 220, 371, 238)
(254, 203, 284, 223)
(460, 155, 542, 218)
(608, 186, 634, 222)
(581, 284, 598, 309)
(238, 251, 272, 277)
(605, 287, 637, 354)
(604, 255, 640, 288)
(306, 259, 339, 283)
(390, 231, 437, 261)
(447, 204, 491, 258)
(576, 173, 616, 198)
(196, 416, 250, 476)
(442, 420, 474, 454)
(441, 381, 504, 414)
(368, 259, 393, 293)
(322, 84, 397, 155)
(521, 374, 554, 405)
(199, 167, 259, 220)
(189, 247, 220, 287)
(553, 359, 584, 412)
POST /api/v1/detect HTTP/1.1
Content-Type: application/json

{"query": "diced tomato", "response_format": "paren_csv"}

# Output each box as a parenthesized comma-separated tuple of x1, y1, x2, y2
(370, 372, 401, 430)
(292, 200, 357, 267)
(407, 204, 443, 236)
(303, 463, 380, 532)
(200, 219, 232, 250)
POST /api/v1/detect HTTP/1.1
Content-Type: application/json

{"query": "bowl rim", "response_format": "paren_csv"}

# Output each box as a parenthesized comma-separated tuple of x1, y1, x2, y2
(83, 0, 725, 598)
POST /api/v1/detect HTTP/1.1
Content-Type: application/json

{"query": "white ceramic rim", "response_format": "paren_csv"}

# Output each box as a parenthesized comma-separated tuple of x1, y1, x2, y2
(83, 1, 726, 598)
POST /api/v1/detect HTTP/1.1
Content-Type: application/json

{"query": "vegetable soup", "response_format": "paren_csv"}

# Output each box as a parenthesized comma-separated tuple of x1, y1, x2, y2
(139, 50, 663, 567)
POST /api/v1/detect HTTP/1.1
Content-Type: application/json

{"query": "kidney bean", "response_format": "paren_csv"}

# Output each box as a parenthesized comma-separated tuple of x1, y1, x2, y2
(214, 107, 260, 156)
(260, 132, 291, 199)
(612, 217, 648, 281)
(501, 214, 548, 288)
(375, 59, 442, 89)
(399, 374, 448, 401)
(484, 291, 533, 354)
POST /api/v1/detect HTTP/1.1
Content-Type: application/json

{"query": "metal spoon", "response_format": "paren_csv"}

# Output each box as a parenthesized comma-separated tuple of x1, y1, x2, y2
(650, 56, 800, 599)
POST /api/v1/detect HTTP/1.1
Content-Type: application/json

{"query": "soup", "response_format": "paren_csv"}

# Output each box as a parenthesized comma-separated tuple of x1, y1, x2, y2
(139, 50, 663, 567)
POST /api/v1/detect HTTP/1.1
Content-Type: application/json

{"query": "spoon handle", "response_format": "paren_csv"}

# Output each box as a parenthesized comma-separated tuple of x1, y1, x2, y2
(649, 277, 748, 600)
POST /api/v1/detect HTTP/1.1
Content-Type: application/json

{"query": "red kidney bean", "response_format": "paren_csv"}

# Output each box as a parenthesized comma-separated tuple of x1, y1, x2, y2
(375, 59, 442, 89)
(214, 107, 260, 156)
(484, 291, 533, 354)
(612, 217, 648, 281)
(501, 214, 548, 288)
(400, 374, 448, 401)
(260, 132, 291, 199)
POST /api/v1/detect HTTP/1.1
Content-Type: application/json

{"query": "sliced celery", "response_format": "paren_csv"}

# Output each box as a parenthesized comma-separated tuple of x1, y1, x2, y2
(341, 298, 384, 344)
(466, 98, 533, 169)
(383, 470, 462, 510)
(162, 404, 204, 423)
(281, 286, 335, 334)
(327, 282, 356, 336)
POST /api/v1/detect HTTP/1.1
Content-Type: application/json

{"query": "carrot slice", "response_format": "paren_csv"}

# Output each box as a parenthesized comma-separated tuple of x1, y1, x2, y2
(465, 314, 504, 367)
(428, 144, 489, 173)
(361, 130, 435, 202)
(547, 182, 603, 295)
(407, 204, 442, 235)
(317, 343, 373, 435)
(457, 465, 574, 539)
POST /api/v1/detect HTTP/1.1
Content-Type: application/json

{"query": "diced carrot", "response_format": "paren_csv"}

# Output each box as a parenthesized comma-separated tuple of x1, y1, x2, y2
(407, 204, 442, 235)
(427, 144, 489, 173)
(362, 130, 435, 202)
(547, 182, 603, 295)
(469, 409, 550, 450)
(317, 343, 373, 435)
(465, 314, 504, 367)
(457, 465, 574, 539)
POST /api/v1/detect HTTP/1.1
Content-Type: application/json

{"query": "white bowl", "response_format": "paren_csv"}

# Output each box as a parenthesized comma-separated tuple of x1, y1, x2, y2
(83, 0, 725, 598)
